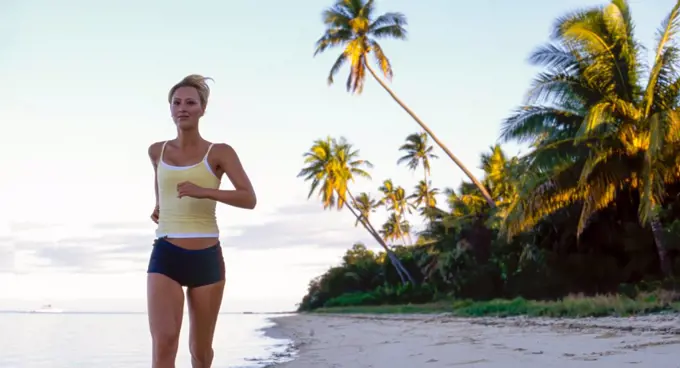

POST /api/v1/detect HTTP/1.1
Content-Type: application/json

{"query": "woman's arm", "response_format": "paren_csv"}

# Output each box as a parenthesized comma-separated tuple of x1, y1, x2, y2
(148, 142, 163, 223)
(202, 143, 257, 210)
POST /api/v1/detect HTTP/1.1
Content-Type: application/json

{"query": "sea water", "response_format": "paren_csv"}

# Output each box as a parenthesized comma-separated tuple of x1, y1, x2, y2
(0, 312, 295, 368)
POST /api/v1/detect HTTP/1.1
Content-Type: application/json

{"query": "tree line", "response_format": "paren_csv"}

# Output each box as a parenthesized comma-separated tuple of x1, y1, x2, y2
(296, 0, 680, 311)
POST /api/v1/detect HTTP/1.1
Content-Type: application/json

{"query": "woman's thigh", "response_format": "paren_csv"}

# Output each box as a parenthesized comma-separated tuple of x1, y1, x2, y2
(147, 273, 185, 339)
(187, 280, 225, 347)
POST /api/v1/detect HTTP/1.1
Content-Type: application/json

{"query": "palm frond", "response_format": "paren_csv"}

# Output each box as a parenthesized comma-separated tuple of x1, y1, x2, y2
(369, 40, 393, 80)
(327, 52, 349, 85)
(314, 29, 354, 56)
(369, 12, 407, 31)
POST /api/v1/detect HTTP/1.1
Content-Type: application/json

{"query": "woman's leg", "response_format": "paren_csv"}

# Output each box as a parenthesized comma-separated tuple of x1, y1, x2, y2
(187, 280, 225, 368)
(148, 273, 185, 368)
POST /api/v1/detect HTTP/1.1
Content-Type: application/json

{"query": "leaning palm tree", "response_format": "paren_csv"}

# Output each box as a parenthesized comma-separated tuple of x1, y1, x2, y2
(313, 0, 494, 206)
(297, 136, 415, 284)
(334, 140, 417, 283)
(398, 132, 438, 182)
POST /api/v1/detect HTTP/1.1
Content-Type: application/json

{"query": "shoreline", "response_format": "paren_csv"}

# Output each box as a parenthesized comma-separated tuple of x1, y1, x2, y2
(263, 312, 680, 367)
(247, 314, 300, 368)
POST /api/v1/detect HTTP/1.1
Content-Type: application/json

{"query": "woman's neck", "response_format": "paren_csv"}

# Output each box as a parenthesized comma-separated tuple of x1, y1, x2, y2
(176, 129, 202, 148)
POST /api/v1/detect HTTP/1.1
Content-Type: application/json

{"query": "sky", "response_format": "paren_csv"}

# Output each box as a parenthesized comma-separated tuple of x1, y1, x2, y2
(0, 0, 676, 312)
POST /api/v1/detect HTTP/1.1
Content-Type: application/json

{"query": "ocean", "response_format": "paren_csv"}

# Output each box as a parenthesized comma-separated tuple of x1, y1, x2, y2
(0, 312, 295, 368)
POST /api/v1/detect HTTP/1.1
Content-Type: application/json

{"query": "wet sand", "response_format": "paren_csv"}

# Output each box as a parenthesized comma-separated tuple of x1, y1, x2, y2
(264, 313, 680, 367)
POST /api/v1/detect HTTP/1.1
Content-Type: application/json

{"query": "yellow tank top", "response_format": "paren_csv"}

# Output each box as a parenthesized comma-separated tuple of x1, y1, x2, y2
(155, 141, 221, 238)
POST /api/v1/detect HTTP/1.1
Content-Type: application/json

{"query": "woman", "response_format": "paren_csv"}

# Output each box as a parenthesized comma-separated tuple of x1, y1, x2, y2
(146, 74, 256, 368)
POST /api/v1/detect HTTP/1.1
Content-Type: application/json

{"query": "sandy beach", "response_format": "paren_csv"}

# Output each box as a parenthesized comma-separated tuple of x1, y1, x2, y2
(264, 313, 680, 367)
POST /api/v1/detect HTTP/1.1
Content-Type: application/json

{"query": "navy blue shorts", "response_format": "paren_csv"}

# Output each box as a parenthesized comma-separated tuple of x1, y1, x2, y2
(147, 237, 225, 288)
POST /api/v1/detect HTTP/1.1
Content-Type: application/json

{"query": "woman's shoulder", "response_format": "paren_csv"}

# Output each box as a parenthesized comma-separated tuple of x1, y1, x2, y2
(210, 142, 239, 157)
(148, 140, 167, 160)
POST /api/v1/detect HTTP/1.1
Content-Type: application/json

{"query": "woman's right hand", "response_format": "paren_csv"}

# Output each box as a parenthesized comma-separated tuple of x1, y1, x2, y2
(150, 205, 159, 224)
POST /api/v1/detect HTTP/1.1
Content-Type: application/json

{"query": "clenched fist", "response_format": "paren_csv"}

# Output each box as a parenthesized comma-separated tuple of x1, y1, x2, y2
(177, 181, 208, 199)
(150, 205, 159, 224)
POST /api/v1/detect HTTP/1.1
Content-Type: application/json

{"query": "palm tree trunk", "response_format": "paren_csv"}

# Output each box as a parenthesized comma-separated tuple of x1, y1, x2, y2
(371, 223, 416, 284)
(395, 208, 412, 246)
(345, 191, 417, 284)
(422, 177, 436, 222)
(650, 212, 672, 276)
(401, 213, 414, 245)
(343, 201, 410, 284)
(397, 232, 410, 247)
(383, 240, 408, 284)
(364, 61, 495, 207)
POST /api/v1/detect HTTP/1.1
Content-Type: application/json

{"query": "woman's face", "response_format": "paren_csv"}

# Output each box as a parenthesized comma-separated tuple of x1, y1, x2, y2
(170, 86, 204, 130)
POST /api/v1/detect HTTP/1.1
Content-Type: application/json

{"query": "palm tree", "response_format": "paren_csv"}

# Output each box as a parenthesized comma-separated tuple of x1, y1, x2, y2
(428, 145, 522, 235)
(393, 185, 415, 244)
(378, 179, 414, 244)
(479, 145, 521, 223)
(297, 136, 416, 284)
(409, 180, 440, 218)
(500, 0, 680, 275)
(378, 179, 414, 216)
(377, 179, 396, 215)
(398, 132, 438, 182)
(380, 212, 411, 245)
(313, 0, 494, 206)
(352, 192, 380, 227)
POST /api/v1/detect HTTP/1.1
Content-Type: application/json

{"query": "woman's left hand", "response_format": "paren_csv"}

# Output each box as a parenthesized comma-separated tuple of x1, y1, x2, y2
(177, 181, 209, 199)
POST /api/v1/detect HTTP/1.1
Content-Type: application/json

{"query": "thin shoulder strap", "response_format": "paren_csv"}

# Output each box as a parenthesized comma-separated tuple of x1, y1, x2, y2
(160, 141, 169, 161)
(203, 143, 215, 160)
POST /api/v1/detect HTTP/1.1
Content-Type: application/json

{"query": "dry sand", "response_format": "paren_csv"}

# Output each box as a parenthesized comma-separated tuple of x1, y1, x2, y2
(264, 313, 680, 367)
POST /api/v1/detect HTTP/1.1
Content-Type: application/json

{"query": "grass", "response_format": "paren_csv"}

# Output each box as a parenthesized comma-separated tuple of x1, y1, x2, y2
(311, 291, 680, 318)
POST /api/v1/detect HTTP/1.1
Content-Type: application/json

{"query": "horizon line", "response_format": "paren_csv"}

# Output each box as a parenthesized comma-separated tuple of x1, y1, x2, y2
(0, 310, 298, 315)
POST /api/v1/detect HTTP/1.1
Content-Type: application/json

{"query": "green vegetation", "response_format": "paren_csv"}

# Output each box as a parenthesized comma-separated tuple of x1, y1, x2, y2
(314, 293, 680, 318)
(297, 0, 680, 316)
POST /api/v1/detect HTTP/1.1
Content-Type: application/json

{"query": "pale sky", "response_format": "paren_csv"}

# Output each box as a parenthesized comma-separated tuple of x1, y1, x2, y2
(0, 0, 674, 312)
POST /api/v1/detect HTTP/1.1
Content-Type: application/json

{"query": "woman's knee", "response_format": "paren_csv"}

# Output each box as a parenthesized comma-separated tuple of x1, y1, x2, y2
(189, 341, 214, 366)
(152, 330, 180, 357)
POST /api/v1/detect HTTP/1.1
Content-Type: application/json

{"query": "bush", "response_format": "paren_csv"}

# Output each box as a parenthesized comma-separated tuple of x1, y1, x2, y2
(323, 282, 438, 308)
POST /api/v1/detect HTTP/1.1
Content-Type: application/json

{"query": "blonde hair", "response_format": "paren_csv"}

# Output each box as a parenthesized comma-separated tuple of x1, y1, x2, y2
(168, 74, 214, 108)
